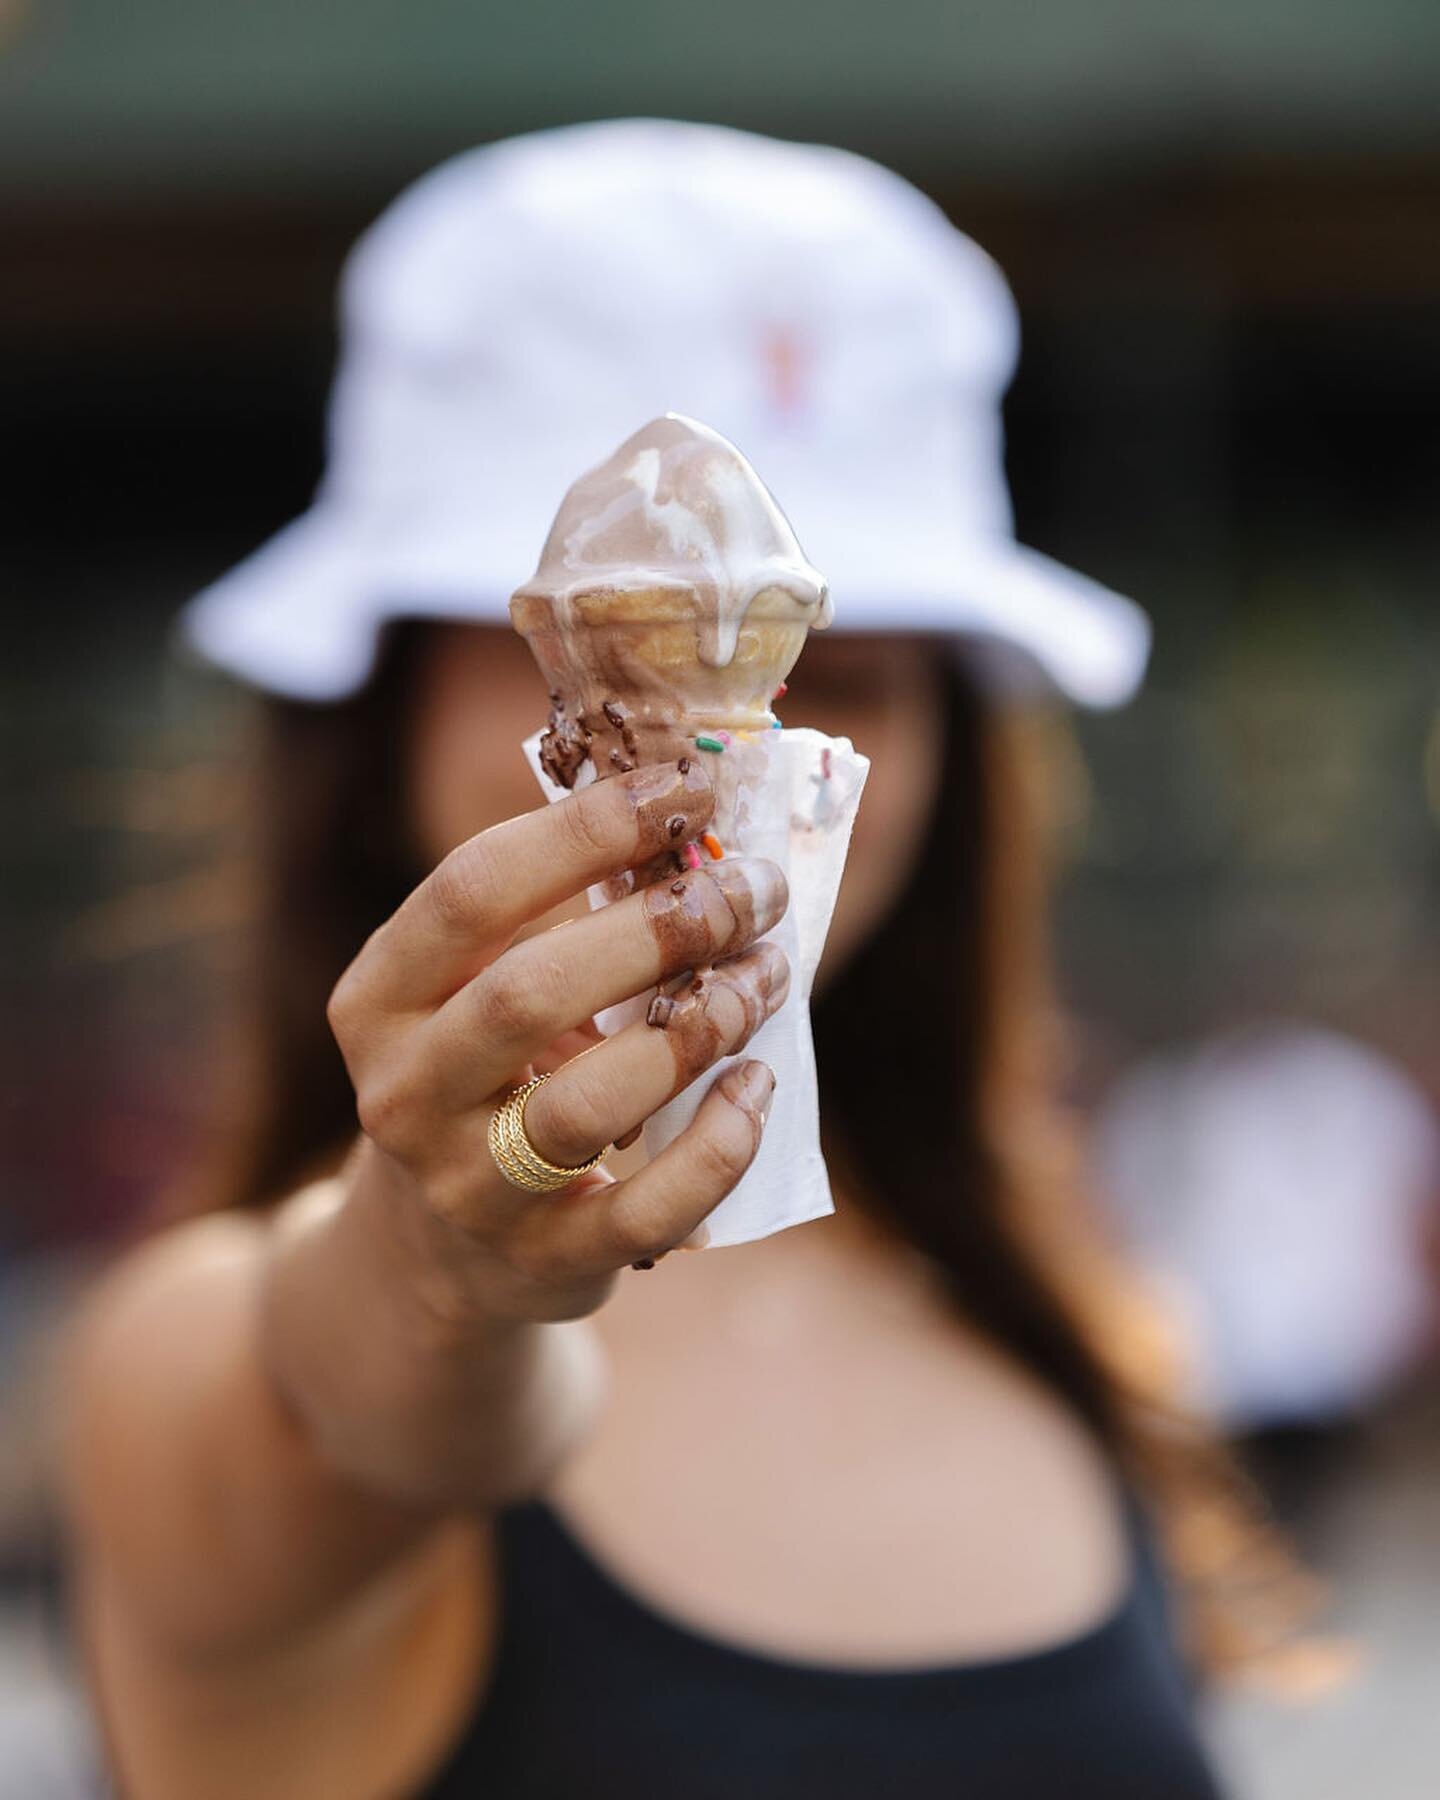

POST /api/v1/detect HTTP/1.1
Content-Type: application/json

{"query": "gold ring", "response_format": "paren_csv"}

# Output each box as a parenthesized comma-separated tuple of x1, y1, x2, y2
(487, 1073, 611, 1195)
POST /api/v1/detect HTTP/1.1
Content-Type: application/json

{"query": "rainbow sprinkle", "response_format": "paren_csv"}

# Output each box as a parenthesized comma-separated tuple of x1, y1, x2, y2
(701, 832, 724, 861)
(716, 730, 733, 746)
(694, 734, 725, 754)
(771, 718, 782, 730)
(774, 681, 788, 699)
(683, 842, 703, 870)
(820, 747, 833, 780)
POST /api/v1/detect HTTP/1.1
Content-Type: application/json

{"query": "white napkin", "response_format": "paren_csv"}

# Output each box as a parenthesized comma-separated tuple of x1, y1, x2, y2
(523, 727, 868, 1246)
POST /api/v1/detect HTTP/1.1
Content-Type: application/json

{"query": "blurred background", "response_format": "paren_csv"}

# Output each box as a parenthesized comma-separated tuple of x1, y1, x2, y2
(3, 2, 1440, 1794)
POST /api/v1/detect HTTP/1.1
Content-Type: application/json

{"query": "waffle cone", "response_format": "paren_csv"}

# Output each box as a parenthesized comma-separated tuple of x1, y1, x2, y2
(513, 586, 808, 772)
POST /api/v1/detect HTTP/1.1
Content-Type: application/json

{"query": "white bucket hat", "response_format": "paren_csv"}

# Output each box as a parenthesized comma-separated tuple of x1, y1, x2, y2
(182, 118, 1149, 708)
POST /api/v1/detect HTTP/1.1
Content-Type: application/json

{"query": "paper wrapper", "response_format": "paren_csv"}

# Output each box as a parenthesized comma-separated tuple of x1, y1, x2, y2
(523, 727, 869, 1247)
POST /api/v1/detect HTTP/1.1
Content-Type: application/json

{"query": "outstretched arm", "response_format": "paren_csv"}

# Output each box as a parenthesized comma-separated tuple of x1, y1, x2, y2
(66, 757, 784, 1792)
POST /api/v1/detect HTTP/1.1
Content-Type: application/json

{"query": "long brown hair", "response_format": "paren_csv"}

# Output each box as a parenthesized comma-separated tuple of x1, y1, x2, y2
(215, 621, 1307, 1673)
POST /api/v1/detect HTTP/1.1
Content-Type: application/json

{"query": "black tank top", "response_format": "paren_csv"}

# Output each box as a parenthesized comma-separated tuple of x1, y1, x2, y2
(422, 1502, 1224, 1799)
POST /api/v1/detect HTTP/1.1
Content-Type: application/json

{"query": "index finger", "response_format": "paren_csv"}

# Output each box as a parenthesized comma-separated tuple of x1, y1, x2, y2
(350, 758, 715, 1013)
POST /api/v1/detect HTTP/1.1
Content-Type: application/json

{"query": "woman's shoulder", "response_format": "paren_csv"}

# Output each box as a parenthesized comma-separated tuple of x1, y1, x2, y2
(67, 1198, 505, 1800)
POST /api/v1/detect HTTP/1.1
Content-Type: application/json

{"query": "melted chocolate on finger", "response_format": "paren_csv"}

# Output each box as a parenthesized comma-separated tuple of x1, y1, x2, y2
(644, 942, 786, 1087)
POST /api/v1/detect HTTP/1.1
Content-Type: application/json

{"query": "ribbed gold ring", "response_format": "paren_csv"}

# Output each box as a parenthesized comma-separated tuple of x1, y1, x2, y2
(487, 1073, 610, 1195)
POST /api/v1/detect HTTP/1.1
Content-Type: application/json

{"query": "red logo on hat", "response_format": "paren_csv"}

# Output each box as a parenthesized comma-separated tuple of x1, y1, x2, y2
(762, 324, 807, 419)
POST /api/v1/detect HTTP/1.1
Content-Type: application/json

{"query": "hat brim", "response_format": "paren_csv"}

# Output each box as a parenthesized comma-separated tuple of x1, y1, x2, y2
(874, 538, 1151, 710)
(181, 501, 1149, 709)
(181, 506, 391, 702)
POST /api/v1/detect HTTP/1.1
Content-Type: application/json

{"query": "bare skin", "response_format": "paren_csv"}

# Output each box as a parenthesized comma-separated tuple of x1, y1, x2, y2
(66, 628, 1125, 1799)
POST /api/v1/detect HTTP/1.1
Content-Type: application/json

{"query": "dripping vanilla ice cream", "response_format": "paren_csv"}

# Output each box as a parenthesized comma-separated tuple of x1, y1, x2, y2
(510, 413, 832, 786)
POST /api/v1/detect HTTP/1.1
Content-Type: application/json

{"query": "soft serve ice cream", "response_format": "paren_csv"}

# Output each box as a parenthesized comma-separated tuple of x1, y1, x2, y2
(511, 413, 832, 785)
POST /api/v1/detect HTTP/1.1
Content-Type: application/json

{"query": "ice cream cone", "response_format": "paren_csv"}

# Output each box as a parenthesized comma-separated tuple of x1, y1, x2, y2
(510, 414, 829, 785)
(512, 416, 867, 1248)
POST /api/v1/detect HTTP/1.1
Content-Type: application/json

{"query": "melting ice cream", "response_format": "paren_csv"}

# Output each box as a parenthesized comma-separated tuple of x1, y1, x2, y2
(511, 414, 831, 783)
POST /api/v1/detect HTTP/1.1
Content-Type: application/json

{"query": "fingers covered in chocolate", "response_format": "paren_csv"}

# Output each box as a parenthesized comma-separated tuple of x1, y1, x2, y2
(421, 856, 787, 1113)
(645, 940, 788, 1085)
(622, 757, 715, 848)
(505, 1058, 776, 1283)
(520, 941, 789, 1171)
(330, 758, 713, 1021)
(640, 859, 787, 971)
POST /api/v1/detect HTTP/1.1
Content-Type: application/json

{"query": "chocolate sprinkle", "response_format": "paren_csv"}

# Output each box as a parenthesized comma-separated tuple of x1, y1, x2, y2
(646, 994, 676, 1029)
(602, 699, 627, 729)
(538, 702, 590, 790)
(665, 814, 686, 839)
(631, 1257, 656, 1271)
(677, 756, 691, 774)
(670, 880, 687, 896)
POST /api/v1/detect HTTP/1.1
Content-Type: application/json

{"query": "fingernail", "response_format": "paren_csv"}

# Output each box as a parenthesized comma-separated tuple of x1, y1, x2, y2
(710, 858, 788, 938)
(737, 1059, 775, 1113)
(725, 941, 789, 1021)
(757, 941, 790, 1011)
